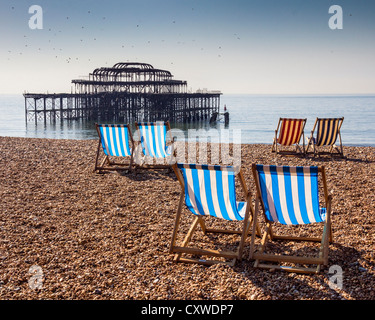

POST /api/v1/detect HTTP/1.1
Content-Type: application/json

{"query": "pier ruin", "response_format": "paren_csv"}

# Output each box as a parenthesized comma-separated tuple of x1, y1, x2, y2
(24, 62, 222, 124)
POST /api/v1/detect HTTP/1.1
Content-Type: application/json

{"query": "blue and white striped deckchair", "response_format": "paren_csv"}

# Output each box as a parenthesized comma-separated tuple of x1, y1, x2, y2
(137, 121, 173, 158)
(250, 164, 333, 273)
(179, 164, 246, 221)
(94, 124, 134, 172)
(170, 163, 258, 266)
(135, 121, 175, 169)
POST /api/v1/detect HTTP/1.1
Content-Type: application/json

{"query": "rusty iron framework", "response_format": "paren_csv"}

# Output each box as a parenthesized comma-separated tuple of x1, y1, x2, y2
(24, 62, 221, 124)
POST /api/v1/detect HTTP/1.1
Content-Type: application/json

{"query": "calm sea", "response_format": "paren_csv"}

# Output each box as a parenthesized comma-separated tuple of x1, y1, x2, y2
(0, 94, 374, 146)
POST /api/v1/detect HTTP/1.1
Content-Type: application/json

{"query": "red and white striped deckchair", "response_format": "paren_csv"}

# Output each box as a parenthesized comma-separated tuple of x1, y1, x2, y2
(272, 118, 307, 155)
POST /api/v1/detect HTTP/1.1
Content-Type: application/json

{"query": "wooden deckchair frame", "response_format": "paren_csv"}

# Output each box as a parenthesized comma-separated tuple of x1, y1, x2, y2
(271, 118, 307, 156)
(94, 123, 135, 173)
(170, 163, 261, 266)
(306, 117, 344, 157)
(134, 121, 176, 170)
(250, 164, 333, 274)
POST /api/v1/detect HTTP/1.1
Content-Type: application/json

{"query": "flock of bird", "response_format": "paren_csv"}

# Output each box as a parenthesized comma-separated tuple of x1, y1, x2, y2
(6, 4, 242, 65)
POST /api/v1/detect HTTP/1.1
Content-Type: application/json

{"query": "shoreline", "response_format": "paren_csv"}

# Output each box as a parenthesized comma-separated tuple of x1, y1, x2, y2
(1, 135, 375, 149)
(0, 136, 374, 300)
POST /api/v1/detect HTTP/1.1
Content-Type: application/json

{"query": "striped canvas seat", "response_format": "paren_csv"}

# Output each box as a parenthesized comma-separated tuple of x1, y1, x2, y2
(178, 164, 246, 221)
(255, 165, 326, 225)
(137, 122, 172, 158)
(170, 163, 257, 266)
(307, 117, 344, 157)
(134, 121, 175, 170)
(316, 118, 342, 146)
(272, 118, 306, 155)
(94, 124, 134, 173)
(277, 118, 306, 146)
(98, 124, 132, 157)
(250, 164, 333, 273)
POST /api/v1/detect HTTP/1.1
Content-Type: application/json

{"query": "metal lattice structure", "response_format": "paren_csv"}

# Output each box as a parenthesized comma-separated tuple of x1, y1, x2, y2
(24, 62, 221, 124)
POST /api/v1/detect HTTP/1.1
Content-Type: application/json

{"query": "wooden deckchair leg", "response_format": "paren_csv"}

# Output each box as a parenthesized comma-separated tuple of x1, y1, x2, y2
(315, 214, 331, 273)
(309, 119, 318, 155)
(272, 137, 277, 153)
(103, 156, 110, 166)
(338, 132, 343, 156)
(295, 143, 305, 155)
(198, 217, 206, 233)
(302, 132, 305, 154)
(237, 194, 253, 259)
(254, 222, 272, 268)
(173, 216, 201, 262)
(94, 142, 111, 173)
(323, 196, 333, 265)
(317, 222, 329, 273)
(274, 138, 278, 154)
(170, 192, 185, 254)
(329, 145, 334, 155)
(272, 119, 281, 154)
(259, 223, 272, 253)
(244, 216, 252, 238)
(249, 198, 260, 259)
(306, 135, 314, 155)
(251, 197, 262, 236)
(94, 140, 102, 172)
(305, 138, 310, 154)
(128, 152, 134, 172)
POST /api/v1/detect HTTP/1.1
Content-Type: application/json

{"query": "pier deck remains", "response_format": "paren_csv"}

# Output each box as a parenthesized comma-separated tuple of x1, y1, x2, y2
(24, 62, 221, 124)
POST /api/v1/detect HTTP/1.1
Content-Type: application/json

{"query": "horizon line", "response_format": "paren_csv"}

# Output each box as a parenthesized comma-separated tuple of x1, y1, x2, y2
(1, 92, 375, 96)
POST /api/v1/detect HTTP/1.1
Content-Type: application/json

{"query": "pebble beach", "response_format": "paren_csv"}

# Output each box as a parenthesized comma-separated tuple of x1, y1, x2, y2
(0, 136, 374, 300)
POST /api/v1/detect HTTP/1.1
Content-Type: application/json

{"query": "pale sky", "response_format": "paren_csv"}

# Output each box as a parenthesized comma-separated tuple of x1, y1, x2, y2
(1, 0, 374, 95)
